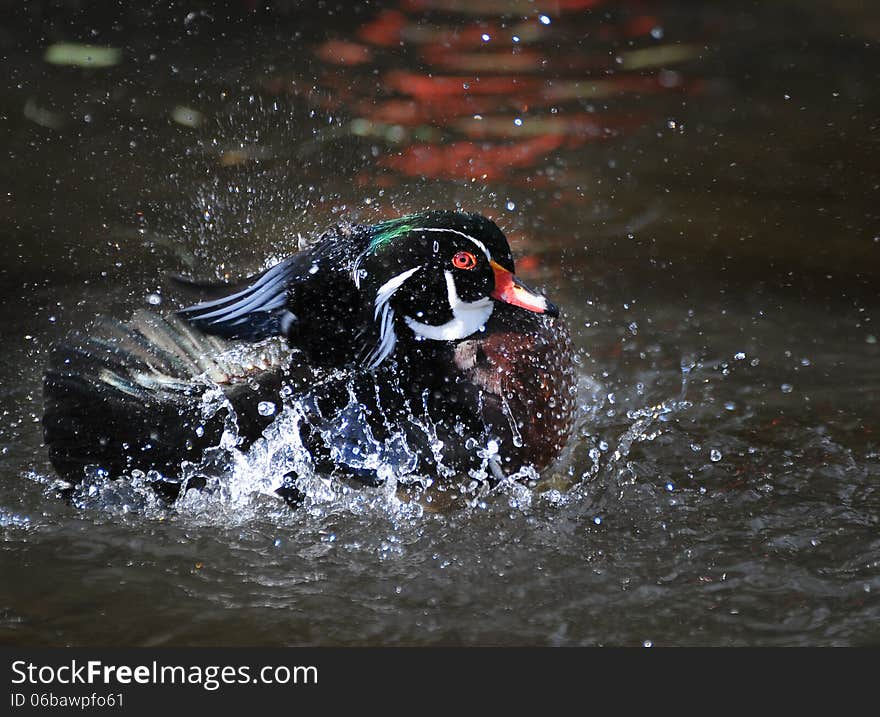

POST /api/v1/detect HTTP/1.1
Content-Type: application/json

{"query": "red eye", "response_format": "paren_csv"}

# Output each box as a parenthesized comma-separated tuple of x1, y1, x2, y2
(452, 251, 478, 270)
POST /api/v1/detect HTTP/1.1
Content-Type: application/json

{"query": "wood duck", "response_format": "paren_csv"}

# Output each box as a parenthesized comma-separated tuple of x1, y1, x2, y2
(43, 211, 576, 504)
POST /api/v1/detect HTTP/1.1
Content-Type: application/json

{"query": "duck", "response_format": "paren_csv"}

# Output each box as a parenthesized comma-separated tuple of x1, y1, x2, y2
(43, 211, 576, 505)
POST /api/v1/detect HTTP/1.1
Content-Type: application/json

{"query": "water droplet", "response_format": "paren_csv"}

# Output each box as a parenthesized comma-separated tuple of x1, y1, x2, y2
(658, 69, 681, 88)
(643, 640, 653, 648)
(257, 401, 277, 417)
(650, 26, 664, 40)
(781, 383, 793, 394)
(506, 200, 516, 211)
(146, 292, 162, 306)
(481, 33, 491, 42)
(513, 117, 523, 126)
(539, 14, 551, 25)
(710, 449, 722, 462)
(734, 351, 746, 360)
(724, 401, 736, 411)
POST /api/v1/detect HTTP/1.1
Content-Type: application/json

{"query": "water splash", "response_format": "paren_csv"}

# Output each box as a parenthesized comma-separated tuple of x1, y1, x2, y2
(161, 382, 454, 525)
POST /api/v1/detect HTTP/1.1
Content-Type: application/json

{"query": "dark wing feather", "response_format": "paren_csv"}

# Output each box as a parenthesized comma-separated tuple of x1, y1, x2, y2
(176, 255, 307, 341)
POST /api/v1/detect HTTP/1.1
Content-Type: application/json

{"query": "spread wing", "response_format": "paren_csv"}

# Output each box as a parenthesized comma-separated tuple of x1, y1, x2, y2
(175, 254, 310, 341)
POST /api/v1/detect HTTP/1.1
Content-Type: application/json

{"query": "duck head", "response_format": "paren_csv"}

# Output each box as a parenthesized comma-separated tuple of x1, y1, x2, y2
(356, 211, 558, 368)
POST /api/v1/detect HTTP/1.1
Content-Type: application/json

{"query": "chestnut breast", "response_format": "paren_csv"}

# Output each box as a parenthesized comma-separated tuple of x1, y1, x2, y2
(453, 309, 576, 473)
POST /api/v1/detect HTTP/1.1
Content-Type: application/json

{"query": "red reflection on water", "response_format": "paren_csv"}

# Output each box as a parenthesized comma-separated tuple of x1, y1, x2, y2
(514, 254, 541, 275)
(358, 9, 408, 47)
(380, 134, 569, 181)
(314, 40, 373, 66)
(356, 96, 503, 125)
(624, 15, 662, 38)
(419, 46, 546, 73)
(286, 0, 709, 191)
(385, 71, 540, 99)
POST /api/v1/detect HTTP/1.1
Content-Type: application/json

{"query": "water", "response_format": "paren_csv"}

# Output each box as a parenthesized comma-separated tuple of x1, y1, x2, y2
(1, 1, 879, 646)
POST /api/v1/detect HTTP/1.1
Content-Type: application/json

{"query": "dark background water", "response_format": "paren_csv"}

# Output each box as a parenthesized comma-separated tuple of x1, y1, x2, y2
(0, 0, 878, 645)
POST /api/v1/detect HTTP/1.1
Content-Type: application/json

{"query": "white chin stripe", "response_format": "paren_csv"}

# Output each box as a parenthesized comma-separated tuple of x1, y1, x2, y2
(404, 271, 493, 341)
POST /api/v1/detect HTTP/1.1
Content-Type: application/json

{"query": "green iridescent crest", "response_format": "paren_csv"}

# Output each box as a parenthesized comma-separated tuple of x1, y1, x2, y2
(367, 215, 421, 253)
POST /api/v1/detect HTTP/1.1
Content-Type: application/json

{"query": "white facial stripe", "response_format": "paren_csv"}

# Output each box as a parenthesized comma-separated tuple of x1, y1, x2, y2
(366, 303, 396, 369)
(410, 227, 492, 261)
(352, 254, 364, 288)
(404, 270, 494, 341)
(374, 265, 421, 319)
(366, 265, 422, 368)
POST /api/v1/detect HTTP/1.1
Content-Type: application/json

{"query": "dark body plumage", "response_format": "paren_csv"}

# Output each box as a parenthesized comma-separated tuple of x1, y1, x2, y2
(43, 211, 575, 503)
